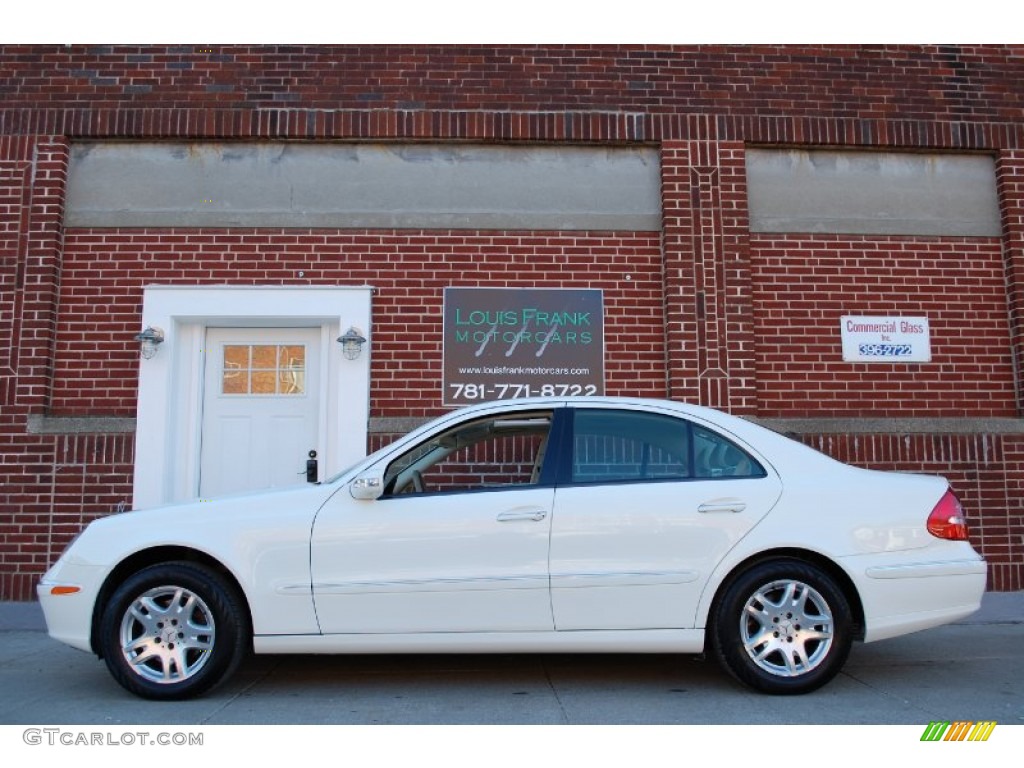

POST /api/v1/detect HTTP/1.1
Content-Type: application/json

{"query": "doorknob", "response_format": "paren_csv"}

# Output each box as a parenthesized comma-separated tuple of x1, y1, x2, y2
(305, 449, 318, 483)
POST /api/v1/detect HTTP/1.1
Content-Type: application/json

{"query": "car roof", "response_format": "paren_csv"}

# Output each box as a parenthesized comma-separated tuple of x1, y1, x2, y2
(402, 396, 776, 452)
(437, 396, 850, 472)
(447, 395, 750, 426)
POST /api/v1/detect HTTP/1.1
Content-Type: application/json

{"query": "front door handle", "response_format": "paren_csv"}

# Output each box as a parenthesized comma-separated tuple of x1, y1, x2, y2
(697, 500, 747, 514)
(497, 509, 548, 523)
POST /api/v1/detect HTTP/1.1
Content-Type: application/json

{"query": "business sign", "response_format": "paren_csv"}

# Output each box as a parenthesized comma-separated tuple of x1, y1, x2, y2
(841, 316, 931, 362)
(443, 288, 604, 406)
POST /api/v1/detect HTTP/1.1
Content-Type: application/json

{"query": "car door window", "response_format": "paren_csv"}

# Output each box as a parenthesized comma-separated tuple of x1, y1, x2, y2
(383, 411, 553, 495)
(571, 409, 764, 484)
(572, 410, 690, 483)
(692, 424, 765, 478)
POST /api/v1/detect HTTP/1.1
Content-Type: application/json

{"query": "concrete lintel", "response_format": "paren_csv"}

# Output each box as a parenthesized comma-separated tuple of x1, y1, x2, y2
(27, 415, 137, 434)
(368, 416, 434, 435)
(25, 414, 1024, 438)
(67, 142, 662, 231)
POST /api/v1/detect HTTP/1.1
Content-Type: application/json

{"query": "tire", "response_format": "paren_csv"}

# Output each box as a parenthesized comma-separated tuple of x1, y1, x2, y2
(99, 561, 249, 700)
(710, 559, 853, 695)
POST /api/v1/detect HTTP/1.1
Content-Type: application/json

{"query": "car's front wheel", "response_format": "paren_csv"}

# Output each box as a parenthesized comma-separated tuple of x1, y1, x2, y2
(711, 559, 853, 694)
(99, 561, 249, 699)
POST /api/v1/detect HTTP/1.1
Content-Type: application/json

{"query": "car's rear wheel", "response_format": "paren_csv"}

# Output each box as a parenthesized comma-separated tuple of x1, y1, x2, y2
(711, 559, 852, 694)
(99, 561, 249, 700)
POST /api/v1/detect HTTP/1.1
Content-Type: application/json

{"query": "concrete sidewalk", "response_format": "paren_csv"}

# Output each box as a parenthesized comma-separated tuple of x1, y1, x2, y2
(0, 601, 48, 632)
(3, 590, 1021, 632)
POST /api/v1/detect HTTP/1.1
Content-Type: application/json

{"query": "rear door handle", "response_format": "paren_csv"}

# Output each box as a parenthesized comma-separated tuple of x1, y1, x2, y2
(497, 509, 548, 523)
(697, 501, 747, 514)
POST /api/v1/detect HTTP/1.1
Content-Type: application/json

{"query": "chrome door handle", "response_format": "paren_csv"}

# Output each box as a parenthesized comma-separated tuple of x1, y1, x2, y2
(697, 501, 747, 514)
(497, 509, 548, 522)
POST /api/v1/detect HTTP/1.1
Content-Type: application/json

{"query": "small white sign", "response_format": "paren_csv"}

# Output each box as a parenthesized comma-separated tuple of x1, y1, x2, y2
(841, 316, 931, 363)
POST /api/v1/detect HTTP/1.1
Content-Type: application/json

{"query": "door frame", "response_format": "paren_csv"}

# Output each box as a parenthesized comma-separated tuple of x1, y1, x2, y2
(133, 286, 373, 509)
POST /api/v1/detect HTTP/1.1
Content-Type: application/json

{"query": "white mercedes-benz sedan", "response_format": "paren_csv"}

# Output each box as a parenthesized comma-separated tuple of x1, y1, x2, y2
(38, 397, 987, 699)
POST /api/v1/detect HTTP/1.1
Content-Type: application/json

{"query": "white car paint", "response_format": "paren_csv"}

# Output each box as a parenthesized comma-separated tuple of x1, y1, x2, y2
(37, 396, 987, 697)
(311, 484, 556, 634)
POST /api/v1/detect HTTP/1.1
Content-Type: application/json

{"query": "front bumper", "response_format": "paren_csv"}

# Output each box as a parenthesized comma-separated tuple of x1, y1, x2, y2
(37, 560, 107, 654)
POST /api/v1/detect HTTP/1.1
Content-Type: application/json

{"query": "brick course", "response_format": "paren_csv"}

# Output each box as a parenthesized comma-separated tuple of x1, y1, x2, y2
(1, 45, 1022, 120)
(53, 230, 667, 417)
(751, 235, 1016, 417)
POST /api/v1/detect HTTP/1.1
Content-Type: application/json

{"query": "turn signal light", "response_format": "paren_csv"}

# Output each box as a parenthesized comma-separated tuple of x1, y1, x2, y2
(49, 585, 81, 595)
(927, 490, 969, 541)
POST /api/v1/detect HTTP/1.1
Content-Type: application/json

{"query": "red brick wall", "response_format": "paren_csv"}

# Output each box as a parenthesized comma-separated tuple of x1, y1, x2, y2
(3, 45, 1024, 598)
(2, 45, 1022, 120)
(998, 150, 1024, 414)
(0, 431, 135, 602)
(54, 230, 667, 418)
(1, 135, 71, 601)
(751, 235, 1017, 417)
(662, 140, 757, 412)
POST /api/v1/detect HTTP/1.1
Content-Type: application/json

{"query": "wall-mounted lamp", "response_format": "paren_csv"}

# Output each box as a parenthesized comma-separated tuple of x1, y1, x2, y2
(134, 326, 165, 359)
(337, 326, 367, 360)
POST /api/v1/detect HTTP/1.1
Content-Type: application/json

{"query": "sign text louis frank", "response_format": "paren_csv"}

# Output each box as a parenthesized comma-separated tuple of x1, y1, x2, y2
(443, 288, 605, 406)
(841, 315, 931, 363)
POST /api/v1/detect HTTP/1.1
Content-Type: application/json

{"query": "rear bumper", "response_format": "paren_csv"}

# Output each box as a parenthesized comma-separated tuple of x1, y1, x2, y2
(856, 557, 987, 642)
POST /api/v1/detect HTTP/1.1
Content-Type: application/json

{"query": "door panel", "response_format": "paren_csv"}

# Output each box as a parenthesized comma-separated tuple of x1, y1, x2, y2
(200, 327, 320, 498)
(312, 408, 559, 634)
(549, 407, 783, 631)
(312, 487, 554, 633)
(551, 479, 781, 630)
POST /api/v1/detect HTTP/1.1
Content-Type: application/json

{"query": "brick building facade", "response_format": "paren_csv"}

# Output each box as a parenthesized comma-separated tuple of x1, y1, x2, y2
(1, 45, 1022, 600)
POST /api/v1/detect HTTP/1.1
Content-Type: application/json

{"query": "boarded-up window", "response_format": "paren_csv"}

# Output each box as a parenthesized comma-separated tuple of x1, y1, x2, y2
(66, 142, 660, 231)
(746, 149, 1000, 237)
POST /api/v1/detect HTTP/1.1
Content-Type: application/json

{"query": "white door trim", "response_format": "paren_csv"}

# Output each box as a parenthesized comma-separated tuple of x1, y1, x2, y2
(133, 286, 373, 509)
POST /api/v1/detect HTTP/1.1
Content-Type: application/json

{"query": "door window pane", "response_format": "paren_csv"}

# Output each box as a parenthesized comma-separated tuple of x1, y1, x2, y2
(570, 409, 766, 484)
(251, 371, 277, 394)
(251, 345, 277, 369)
(221, 344, 306, 396)
(384, 412, 553, 495)
(278, 345, 306, 394)
(572, 410, 690, 483)
(693, 425, 765, 479)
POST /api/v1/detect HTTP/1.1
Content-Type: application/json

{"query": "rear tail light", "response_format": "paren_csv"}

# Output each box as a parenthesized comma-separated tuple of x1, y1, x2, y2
(927, 489, 970, 541)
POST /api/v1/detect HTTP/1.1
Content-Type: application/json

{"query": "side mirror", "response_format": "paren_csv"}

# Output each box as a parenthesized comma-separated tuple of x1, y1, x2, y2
(350, 472, 384, 501)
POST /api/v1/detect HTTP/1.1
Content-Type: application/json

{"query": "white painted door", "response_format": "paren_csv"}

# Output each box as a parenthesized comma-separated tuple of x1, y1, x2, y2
(200, 327, 321, 498)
